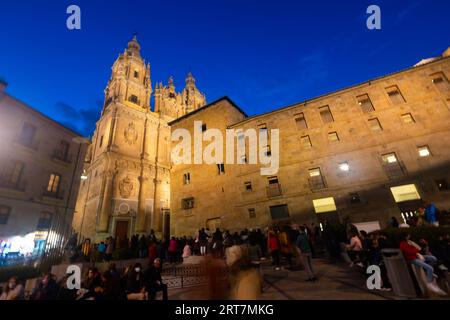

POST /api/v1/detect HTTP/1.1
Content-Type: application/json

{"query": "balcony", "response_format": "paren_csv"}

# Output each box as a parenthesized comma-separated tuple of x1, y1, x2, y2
(266, 183, 282, 198)
(42, 188, 65, 200)
(52, 150, 71, 164)
(0, 177, 26, 192)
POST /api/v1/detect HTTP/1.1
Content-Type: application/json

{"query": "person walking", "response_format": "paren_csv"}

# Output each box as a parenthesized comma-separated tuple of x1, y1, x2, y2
(296, 226, 317, 281)
(267, 228, 281, 270)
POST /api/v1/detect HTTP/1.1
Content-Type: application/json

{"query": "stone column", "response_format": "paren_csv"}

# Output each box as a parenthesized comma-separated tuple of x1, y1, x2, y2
(152, 177, 162, 234)
(98, 171, 114, 233)
(136, 175, 148, 233)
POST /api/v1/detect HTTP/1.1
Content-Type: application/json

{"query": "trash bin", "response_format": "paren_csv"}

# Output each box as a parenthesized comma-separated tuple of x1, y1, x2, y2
(382, 248, 417, 298)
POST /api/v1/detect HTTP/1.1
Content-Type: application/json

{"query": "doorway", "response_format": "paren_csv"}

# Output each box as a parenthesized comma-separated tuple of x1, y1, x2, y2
(206, 218, 221, 232)
(115, 220, 129, 240)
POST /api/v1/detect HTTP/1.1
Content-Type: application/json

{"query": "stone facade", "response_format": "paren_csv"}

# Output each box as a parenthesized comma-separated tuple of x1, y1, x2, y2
(169, 49, 450, 237)
(0, 81, 87, 256)
(72, 37, 205, 242)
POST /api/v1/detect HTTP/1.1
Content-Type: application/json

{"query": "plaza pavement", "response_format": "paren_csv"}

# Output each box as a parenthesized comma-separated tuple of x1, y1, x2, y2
(167, 258, 402, 300)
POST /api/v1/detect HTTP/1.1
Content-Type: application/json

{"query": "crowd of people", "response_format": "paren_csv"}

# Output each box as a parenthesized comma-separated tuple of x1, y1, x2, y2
(344, 225, 450, 291)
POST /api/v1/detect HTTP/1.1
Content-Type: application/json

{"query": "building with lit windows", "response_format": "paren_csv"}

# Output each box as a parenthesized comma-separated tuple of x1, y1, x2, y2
(169, 47, 450, 236)
(0, 81, 87, 264)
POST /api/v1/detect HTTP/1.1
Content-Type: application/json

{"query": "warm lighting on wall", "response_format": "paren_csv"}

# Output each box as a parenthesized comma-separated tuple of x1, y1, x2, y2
(339, 162, 350, 171)
(390, 184, 421, 203)
(313, 197, 337, 213)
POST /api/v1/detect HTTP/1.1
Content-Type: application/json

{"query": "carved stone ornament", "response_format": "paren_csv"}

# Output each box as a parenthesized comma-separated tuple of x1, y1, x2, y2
(124, 122, 138, 145)
(119, 176, 134, 198)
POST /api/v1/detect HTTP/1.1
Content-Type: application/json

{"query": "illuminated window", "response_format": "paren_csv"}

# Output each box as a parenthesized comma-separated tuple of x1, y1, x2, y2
(368, 118, 383, 132)
(294, 113, 308, 129)
(8, 161, 24, 185)
(401, 113, 415, 124)
(309, 168, 326, 190)
(390, 184, 421, 203)
(313, 197, 337, 214)
(319, 106, 334, 123)
(382, 153, 398, 164)
(417, 146, 431, 157)
(339, 162, 350, 172)
(357, 94, 375, 113)
(47, 173, 61, 194)
(248, 208, 256, 219)
(37, 212, 52, 230)
(300, 135, 312, 148)
(0, 205, 11, 225)
(328, 132, 339, 142)
(183, 173, 190, 185)
(386, 85, 406, 104)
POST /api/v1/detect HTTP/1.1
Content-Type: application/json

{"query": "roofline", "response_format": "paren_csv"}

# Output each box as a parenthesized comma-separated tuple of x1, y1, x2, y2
(167, 96, 248, 126)
(2, 92, 86, 138)
(229, 54, 450, 128)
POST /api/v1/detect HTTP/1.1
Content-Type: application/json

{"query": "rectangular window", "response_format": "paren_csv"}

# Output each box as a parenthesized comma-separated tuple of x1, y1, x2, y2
(19, 122, 37, 147)
(386, 85, 406, 104)
(294, 113, 308, 130)
(313, 197, 337, 213)
(183, 173, 190, 185)
(47, 173, 61, 194)
(129, 95, 139, 105)
(134, 70, 139, 78)
(319, 106, 334, 123)
(300, 135, 312, 148)
(328, 132, 339, 142)
(430, 72, 449, 93)
(435, 179, 449, 191)
(417, 145, 431, 157)
(9, 161, 24, 185)
(368, 118, 383, 132)
(182, 197, 194, 210)
(357, 94, 375, 113)
(401, 113, 415, 124)
(309, 168, 326, 190)
(217, 163, 225, 175)
(390, 184, 421, 203)
(55, 140, 70, 161)
(381, 153, 405, 177)
(269, 204, 290, 220)
(201, 124, 207, 132)
(267, 176, 282, 197)
(37, 212, 52, 230)
(0, 205, 11, 225)
(248, 208, 256, 219)
(244, 181, 252, 192)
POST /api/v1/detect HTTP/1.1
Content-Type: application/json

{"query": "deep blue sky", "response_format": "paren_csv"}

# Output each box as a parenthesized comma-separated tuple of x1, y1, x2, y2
(0, 0, 448, 137)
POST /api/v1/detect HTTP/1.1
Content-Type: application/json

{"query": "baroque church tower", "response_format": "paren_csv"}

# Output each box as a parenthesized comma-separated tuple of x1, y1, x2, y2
(73, 36, 205, 242)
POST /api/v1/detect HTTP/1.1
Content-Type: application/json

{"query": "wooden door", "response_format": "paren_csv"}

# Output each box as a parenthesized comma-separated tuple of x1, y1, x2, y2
(115, 220, 129, 240)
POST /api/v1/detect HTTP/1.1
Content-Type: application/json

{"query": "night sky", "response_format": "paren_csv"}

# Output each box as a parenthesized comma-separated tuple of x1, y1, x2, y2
(0, 0, 448, 137)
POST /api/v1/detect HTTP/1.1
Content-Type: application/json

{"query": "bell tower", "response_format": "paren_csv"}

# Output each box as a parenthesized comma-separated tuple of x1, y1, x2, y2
(103, 35, 152, 114)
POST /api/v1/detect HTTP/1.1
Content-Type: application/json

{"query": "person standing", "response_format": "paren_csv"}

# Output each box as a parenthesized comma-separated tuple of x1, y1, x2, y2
(0, 276, 24, 300)
(296, 226, 317, 281)
(267, 228, 281, 270)
(424, 201, 439, 226)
